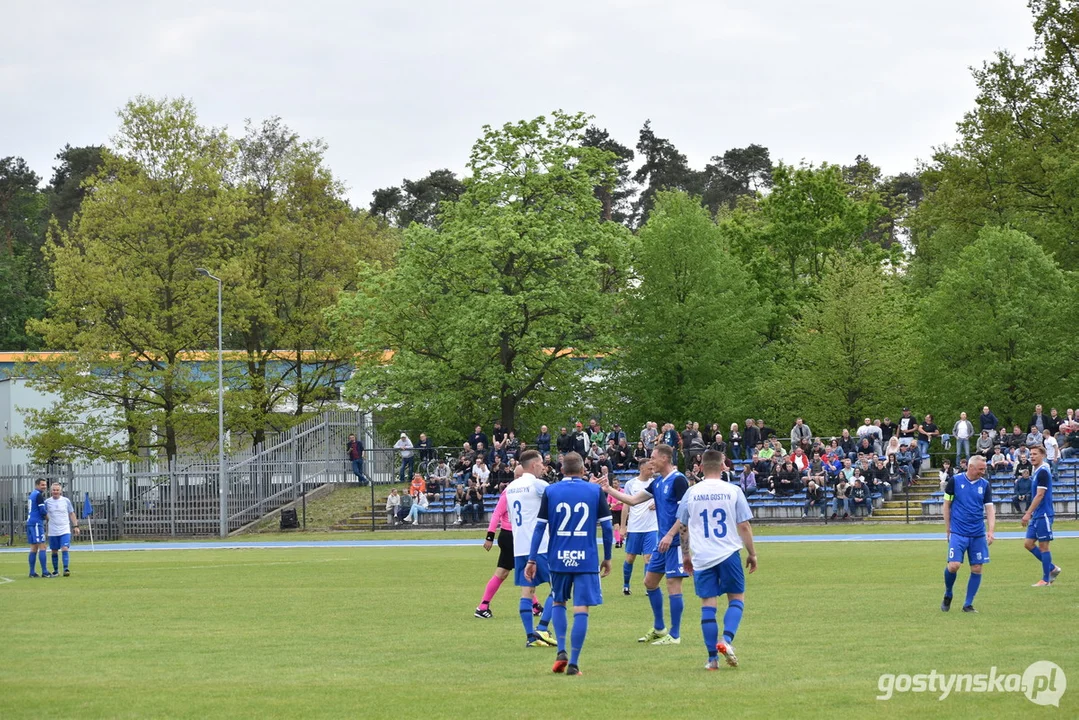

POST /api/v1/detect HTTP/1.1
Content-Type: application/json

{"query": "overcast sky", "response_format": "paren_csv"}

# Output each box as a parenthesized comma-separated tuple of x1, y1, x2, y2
(2, 1, 1033, 206)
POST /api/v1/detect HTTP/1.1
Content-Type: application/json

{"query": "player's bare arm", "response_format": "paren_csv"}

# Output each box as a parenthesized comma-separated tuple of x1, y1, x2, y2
(657, 520, 682, 553)
(1022, 487, 1046, 527)
(680, 521, 693, 574)
(603, 483, 651, 507)
(985, 502, 995, 545)
(737, 520, 757, 573)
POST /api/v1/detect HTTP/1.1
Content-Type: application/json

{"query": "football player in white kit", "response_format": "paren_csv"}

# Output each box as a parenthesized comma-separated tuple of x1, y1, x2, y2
(620, 460, 658, 595)
(507, 450, 555, 647)
(44, 483, 79, 577)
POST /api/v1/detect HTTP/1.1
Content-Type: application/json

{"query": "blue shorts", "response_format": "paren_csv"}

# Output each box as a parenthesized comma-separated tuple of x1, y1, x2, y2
(514, 554, 550, 587)
(625, 531, 657, 557)
(26, 522, 45, 545)
(1026, 516, 1054, 542)
(645, 544, 689, 578)
(551, 571, 603, 607)
(948, 534, 990, 565)
(48, 534, 71, 551)
(693, 552, 745, 598)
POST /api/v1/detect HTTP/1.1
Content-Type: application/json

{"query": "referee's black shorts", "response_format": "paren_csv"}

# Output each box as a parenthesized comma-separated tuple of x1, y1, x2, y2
(497, 528, 514, 571)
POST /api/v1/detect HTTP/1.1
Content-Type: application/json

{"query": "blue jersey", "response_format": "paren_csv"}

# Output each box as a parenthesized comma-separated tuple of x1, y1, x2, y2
(944, 473, 993, 538)
(643, 471, 689, 546)
(534, 477, 611, 574)
(26, 489, 47, 524)
(1031, 463, 1054, 519)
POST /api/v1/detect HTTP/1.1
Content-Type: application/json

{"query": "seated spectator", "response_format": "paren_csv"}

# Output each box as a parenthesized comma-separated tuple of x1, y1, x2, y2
(856, 437, 875, 461)
(975, 430, 994, 459)
(990, 446, 1012, 474)
(839, 430, 857, 460)
(1012, 471, 1032, 514)
(1062, 429, 1079, 460)
(738, 464, 757, 496)
(885, 453, 904, 490)
(612, 438, 631, 470)
(710, 432, 727, 456)
(1007, 425, 1025, 449)
(409, 473, 427, 498)
(802, 481, 827, 519)
(869, 457, 893, 501)
(385, 488, 401, 526)
(463, 481, 485, 524)
(452, 485, 467, 525)
(1026, 426, 1044, 448)
(938, 459, 954, 492)
(471, 456, 491, 492)
(687, 459, 703, 485)
(832, 478, 851, 519)
(404, 489, 429, 524)
(489, 457, 512, 487)
(431, 460, 450, 484)
(396, 492, 412, 523)
(1013, 448, 1033, 479)
(907, 442, 923, 482)
(771, 461, 800, 496)
(806, 452, 827, 487)
(632, 441, 648, 467)
(883, 436, 901, 461)
(895, 444, 914, 486)
(790, 446, 810, 474)
(850, 476, 872, 517)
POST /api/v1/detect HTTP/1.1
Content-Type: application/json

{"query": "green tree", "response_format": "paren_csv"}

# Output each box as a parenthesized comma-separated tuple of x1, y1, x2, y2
(45, 145, 109, 230)
(917, 226, 1076, 425)
(24, 96, 238, 460)
(632, 120, 703, 227)
(701, 144, 773, 216)
(760, 258, 915, 433)
(369, 169, 464, 228)
(582, 125, 635, 225)
(225, 117, 397, 447)
(614, 191, 766, 429)
(0, 157, 48, 350)
(337, 111, 635, 441)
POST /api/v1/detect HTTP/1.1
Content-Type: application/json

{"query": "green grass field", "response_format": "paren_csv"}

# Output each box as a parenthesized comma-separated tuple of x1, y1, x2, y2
(1, 536, 1075, 719)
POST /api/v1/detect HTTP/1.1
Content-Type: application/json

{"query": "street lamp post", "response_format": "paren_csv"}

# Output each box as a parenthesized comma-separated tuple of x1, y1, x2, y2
(197, 268, 227, 538)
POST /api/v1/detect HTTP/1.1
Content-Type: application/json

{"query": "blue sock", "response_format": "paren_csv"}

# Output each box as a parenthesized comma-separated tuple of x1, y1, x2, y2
(1042, 551, 1054, 583)
(519, 597, 534, 639)
(1029, 546, 1044, 561)
(669, 593, 684, 639)
(623, 561, 632, 587)
(701, 606, 719, 659)
(965, 573, 982, 606)
(646, 587, 665, 631)
(552, 604, 567, 652)
(29, 551, 36, 574)
(570, 612, 588, 666)
(62, 550, 69, 571)
(38, 550, 47, 574)
(944, 568, 957, 598)
(537, 595, 553, 632)
(51, 553, 59, 573)
(723, 599, 744, 643)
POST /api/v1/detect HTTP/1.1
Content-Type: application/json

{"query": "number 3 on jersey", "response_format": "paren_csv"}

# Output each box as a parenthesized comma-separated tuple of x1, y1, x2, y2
(512, 500, 522, 527)
(556, 502, 590, 537)
(699, 508, 727, 539)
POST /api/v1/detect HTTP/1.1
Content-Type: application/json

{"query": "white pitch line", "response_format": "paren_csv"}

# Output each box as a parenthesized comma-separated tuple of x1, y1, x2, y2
(0, 576, 14, 585)
(153, 557, 345, 571)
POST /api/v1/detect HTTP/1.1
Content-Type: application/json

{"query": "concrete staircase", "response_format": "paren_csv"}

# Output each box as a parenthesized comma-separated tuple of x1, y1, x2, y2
(871, 472, 939, 522)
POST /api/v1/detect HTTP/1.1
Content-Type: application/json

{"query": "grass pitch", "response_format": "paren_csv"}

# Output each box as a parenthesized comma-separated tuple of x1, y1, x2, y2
(0, 536, 1075, 719)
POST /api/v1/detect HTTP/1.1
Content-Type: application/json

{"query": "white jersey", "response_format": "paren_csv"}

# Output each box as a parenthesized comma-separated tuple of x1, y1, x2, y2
(506, 473, 549, 557)
(677, 478, 753, 570)
(44, 496, 75, 536)
(624, 477, 658, 533)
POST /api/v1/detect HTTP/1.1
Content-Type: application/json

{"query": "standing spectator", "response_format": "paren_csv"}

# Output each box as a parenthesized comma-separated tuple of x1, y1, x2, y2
(975, 430, 994, 459)
(385, 488, 401, 525)
(742, 419, 760, 460)
(918, 414, 939, 464)
(661, 422, 680, 452)
(633, 441, 648, 466)
(680, 422, 698, 465)
(728, 423, 743, 461)
(573, 422, 591, 457)
(687, 425, 708, 465)
(1042, 429, 1060, 471)
(979, 406, 999, 440)
(504, 430, 521, 461)
(756, 419, 776, 441)
(1030, 404, 1047, 434)
(491, 421, 507, 447)
(790, 418, 812, 452)
(802, 481, 827, 519)
(951, 413, 974, 464)
(416, 432, 435, 465)
(535, 425, 552, 457)
(640, 421, 658, 454)
(394, 432, 415, 484)
(469, 425, 489, 452)
(607, 423, 626, 446)
(588, 419, 605, 451)
(556, 427, 574, 456)
(346, 434, 367, 486)
(1012, 471, 1032, 514)
(1047, 408, 1062, 436)
(897, 407, 918, 446)
(879, 417, 896, 444)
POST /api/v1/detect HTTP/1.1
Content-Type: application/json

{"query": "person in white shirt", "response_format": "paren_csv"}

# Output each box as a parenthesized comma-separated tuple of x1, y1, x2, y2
(658, 450, 757, 670)
(952, 413, 974, 464)
(44, 483, 79, 577)
(621, 460, 659, 595)
(506, 450, 555, 647)
(471, 456, 491, 492)
(856, 418, 882, 455)
(385, 488, 401, 526)
(404, 488, 429, 523)
(394, 433, 415, 484)
(1042, 429, 1060, 469)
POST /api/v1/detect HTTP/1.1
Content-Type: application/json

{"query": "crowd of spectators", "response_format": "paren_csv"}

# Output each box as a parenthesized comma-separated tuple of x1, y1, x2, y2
(377, 403, 1077, 524)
